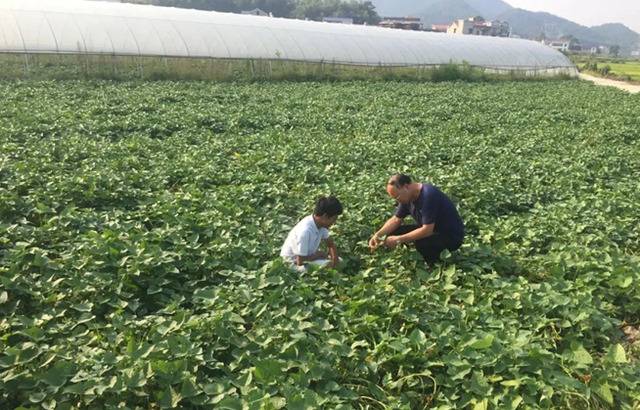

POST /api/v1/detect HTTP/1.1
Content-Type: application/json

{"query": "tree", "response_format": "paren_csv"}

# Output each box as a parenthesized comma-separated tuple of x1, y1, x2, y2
(234, 0, 296, 17)
(610, 45, 621, 58)
(118, 0, 380, 23)
(292, 0, 380, 25)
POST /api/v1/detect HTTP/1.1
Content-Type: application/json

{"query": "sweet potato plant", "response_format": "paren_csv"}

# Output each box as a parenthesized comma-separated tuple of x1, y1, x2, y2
(0, 80, 639, 408)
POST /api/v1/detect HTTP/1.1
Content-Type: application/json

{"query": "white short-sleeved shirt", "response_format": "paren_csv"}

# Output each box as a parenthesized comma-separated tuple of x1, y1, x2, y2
(280, 215, 329, 262)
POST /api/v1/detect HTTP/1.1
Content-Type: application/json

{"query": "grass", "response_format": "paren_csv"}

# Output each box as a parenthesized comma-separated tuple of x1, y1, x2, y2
(605, 62, 640, 81)
(0, 53, 576, 83)
(570, 55, 640, 83)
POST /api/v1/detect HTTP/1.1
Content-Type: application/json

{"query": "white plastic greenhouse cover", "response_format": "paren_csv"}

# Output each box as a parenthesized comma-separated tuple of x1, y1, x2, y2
(0, 0, 576, 73)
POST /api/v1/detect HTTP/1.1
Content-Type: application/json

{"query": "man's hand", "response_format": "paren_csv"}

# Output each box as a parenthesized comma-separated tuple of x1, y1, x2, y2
(369, 217, 403, 252)
(368, 235, 381, 251)
(329, 255, 339, 268)
(385, 236, 402, 249)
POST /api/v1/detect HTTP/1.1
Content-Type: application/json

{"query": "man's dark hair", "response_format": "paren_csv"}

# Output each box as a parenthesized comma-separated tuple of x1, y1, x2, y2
(388, 174, 412, 188)
(314, 196, 343, 217)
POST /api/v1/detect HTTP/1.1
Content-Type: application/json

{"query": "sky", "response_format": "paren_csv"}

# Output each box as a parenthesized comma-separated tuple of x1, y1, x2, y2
(506, 0, 640, 33)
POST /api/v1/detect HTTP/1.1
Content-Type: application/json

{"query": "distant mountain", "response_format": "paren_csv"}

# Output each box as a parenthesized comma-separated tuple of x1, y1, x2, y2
(368, 0, 640, 54)
(369, 0, 510, 19)
(368, 0, 435, 17)
(590, 23, 640, 52)
(496, 8, 640, 52)
(464, 0, 512, 19)
(496, 9, 593, 40)
(416, 0, 480, 25)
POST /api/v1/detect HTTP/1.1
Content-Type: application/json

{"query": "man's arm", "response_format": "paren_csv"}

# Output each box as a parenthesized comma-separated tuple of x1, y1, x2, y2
(295, 251, 326, 267)
(326, 237, 338, 267)
(386, 223, 434, 248)
(369, 216, 404, 249)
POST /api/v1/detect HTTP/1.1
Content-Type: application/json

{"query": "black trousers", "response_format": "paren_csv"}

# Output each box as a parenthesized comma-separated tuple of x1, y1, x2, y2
(391, 225, 462, 264)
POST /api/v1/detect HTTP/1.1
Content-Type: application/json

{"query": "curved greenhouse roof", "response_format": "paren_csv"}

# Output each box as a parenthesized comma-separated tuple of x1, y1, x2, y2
(0, 0, 576, 74)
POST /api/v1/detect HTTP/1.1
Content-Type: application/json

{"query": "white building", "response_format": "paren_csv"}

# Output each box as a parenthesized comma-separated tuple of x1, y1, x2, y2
(542, 39, 570, 52)
(447, 17, 510, 37)
(588, 45, 611, 55)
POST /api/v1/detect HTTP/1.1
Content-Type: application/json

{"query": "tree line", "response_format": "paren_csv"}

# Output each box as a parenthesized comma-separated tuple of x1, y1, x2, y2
(124, 0, 381, 24)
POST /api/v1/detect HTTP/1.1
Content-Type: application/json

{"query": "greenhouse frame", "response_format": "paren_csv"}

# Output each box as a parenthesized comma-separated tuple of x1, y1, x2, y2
(0, 0, 577, 75)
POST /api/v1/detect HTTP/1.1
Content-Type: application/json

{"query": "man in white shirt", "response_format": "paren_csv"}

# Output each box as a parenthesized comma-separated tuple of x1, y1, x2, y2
(280, 196, 342, 270)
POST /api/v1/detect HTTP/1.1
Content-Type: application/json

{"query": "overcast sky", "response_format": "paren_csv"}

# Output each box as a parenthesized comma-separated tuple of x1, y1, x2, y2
(506, 0, 640, 33)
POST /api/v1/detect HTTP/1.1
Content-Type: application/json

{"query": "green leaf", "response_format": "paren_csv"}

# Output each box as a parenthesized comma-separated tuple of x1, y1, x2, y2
(180, 377, 199, 398)
(64, 382, 89, 395)
(74, 312, 95, 326)
(409, 329, 427, 346)
(71, 302, 93, 312)
(42, 399, 57, 410)
(470, 334, 494, 350)
(0, 348, 18, 368)
(131, 343, 154, 360)
(470, 372, 490, 396)
(270, 397, 287, 409)
(509, 396, 523, 410)
(593, 382, 614, 405)
(570, 343, 593, 365)
(472, 399, 488, 410)
(19, 327, 46, 342)
(606, 344, 627, 363)
(42, 361, 74, 388)
(158, 386, 182, 409)
(203, 382, 227, 395)
(125, 368, 147, 388)
(254, 359, 284, 384)
(612, 276, 632, 288)
(28, 392, 47, 403)
(228, 313, 245, 324)
(216, 396, 243, 410)
(350, 340, 369, 349)
(16, 345, 40, 365)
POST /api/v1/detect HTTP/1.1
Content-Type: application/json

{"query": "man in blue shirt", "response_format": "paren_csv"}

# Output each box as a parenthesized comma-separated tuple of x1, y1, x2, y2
(369, 174, 464, 265)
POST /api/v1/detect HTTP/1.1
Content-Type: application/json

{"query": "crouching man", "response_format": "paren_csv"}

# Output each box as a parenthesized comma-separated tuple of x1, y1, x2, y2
(280, 196, 343, 271)
(369, 174, 464, 265)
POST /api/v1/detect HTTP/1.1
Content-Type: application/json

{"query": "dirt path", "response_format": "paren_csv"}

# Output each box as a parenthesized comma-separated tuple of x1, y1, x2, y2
(579, 73, 640, 94)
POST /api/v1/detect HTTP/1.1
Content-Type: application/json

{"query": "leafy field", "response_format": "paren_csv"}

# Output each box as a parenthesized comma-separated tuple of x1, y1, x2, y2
(572, 56, 640, 82)
(605, 62, 640, 81)
(1, 79, 639, 409)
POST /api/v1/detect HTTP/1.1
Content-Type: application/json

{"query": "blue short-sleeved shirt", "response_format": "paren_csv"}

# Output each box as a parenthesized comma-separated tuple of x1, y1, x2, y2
(395, 183, 464, 243)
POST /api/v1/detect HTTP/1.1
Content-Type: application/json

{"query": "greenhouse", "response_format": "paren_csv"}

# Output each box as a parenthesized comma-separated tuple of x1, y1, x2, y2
(0, 0, 576, 75)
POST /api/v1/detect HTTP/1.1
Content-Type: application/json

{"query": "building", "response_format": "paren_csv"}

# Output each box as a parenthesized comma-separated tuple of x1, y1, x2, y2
(241, 8, 269, 17)
(630, 50, 640, 57)
(378, 17, 423, 31)
(447, 17, 510, 37)
(541, 37, 581, 53)
(322, 17, 354, 25)
(584, 45, 610, 55)
(430, 24, 449, 33)
(447, 18, 472, 35)
(542, 39, 570, 52)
